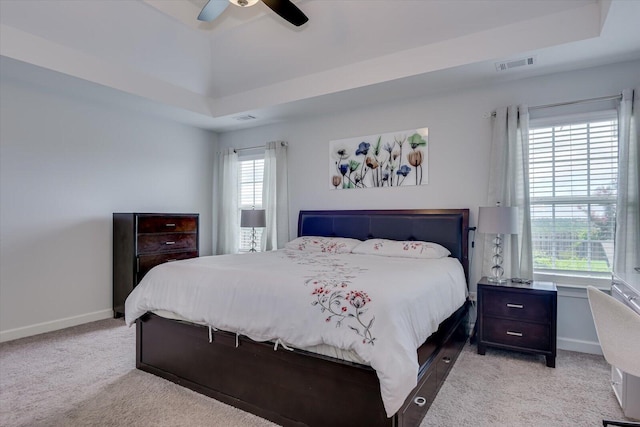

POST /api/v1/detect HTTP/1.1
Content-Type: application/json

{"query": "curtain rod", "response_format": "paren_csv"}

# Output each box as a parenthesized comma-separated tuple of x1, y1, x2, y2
(491, 93, 622, 117)
(234, 141, 287, 153)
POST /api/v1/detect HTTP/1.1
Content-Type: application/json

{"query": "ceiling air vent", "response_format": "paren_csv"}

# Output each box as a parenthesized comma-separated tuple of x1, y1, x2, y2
(234, 114, 257, 121)
(495, 56, 536, 72)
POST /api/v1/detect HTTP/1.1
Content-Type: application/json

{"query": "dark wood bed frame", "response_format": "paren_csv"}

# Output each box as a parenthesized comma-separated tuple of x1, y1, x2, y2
(136, 209, 470, 427)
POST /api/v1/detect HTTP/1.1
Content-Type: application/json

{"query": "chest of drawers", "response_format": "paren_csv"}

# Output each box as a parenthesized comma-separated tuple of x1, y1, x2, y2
(477, 278, 557, 367)
(113, 213, 199, 318)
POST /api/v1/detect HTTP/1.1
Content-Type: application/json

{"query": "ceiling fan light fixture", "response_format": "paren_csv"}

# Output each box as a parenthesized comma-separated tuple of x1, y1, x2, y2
(199, 0, 307, 26)
(229, 0, 259, 7)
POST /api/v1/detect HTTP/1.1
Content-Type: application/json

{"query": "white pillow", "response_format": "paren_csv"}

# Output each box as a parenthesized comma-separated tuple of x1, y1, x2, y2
(352, 238, 451, 259)
(285, 236, 362, 254)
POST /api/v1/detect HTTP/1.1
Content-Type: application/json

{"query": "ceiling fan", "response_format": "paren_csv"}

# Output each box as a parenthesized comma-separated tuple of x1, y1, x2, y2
(198, 0, 308, 27)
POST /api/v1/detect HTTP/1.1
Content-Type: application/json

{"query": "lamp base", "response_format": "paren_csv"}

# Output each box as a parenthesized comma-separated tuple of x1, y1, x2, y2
(488, 233, 507, 284)
(249, 227, 258, 252)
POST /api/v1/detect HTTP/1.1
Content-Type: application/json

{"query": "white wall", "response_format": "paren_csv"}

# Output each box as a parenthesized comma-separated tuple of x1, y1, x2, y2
(2, 58, 636, 349)
(0, 67, 218, 341)
(218, 59, 640, 353)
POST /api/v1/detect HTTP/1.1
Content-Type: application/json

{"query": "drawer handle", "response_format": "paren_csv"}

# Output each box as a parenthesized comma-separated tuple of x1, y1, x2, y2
(507, 331, 523, 337)
(165, 223, 176, 227)
(165, 241, 176, 245)
(611, 380, 621, 386)
(506, 303, 524, 309)
(413, 396, 427, 407)
(442, 356, 451, 364)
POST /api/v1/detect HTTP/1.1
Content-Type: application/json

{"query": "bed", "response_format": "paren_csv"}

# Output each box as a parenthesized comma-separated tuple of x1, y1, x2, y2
(128, 209, 470, 427)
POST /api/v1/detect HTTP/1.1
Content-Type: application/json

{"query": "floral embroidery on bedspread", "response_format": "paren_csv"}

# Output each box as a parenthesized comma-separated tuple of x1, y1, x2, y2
(284, 250, 376, 345)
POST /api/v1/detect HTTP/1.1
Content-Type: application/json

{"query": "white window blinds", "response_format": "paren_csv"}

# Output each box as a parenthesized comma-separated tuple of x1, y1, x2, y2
(238, 158, 264, 252)
(529, 112, 618, 274)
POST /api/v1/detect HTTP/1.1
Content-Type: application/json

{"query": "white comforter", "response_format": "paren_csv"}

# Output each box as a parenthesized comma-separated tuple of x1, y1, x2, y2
(125, 249, 467, 417)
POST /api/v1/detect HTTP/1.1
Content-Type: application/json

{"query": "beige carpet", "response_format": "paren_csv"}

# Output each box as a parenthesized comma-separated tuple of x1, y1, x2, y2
(0, 318, 630, 426)
(424, 344, 627, 426)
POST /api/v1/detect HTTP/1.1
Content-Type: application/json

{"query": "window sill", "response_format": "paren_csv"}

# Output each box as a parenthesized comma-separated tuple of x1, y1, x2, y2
(533, 271, 611, 290)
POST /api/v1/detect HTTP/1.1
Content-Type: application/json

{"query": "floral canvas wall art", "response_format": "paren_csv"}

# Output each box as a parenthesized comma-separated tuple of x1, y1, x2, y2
(329, 127, 428, 190)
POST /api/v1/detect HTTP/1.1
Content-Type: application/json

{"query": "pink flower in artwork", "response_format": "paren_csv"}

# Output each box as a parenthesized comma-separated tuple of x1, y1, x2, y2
(312, 287, 325, 295)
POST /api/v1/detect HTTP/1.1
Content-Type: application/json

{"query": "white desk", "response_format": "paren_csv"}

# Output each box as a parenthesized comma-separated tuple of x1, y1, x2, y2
(611, 272, 640, 419)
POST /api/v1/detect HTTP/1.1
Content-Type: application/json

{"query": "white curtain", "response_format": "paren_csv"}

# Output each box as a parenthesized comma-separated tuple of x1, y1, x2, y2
(262, 141, 289, 251)
(613, 88, 640, 274)
(214, 148, 239, 254)
(484, 105, 534, 279)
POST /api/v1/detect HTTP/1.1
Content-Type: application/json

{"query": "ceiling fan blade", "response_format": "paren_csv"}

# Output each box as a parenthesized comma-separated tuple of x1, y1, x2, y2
(197, 0, 229, 22)
(261, 0, 308, 26)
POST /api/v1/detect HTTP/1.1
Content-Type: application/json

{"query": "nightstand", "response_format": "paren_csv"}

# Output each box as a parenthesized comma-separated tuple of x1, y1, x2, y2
(476, 277, 557, 368)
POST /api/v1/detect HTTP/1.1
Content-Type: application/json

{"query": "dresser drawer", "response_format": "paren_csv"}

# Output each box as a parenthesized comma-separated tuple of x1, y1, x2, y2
(137, 233, 197, 254)
(482, 288, 551, 322)
(137, 251, 198, 279)
(482, 317, 551, 351)
(138, 216, 197, 233)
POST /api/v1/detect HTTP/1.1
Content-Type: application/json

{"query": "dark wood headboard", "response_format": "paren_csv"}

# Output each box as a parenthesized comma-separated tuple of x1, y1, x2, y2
(298, 209, 470, 282)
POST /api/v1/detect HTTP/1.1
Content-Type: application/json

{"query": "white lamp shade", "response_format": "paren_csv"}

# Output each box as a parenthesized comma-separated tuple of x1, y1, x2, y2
(478, 206, 519, 235)
(241, 209, 266, 228)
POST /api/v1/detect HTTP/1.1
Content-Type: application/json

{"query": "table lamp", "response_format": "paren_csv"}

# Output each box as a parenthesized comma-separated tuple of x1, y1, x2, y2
(478, 203, 519, 283)
(240, 209, 266, 252)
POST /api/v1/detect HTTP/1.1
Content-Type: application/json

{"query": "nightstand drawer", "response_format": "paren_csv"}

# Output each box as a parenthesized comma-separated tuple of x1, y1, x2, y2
(482, 317, 550, 350)
(482, 288, 551, 322)
(137, 233, 197, 254)
(138, 216, 197, 233)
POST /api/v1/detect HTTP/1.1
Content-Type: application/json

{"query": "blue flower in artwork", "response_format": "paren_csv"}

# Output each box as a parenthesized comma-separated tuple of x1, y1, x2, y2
(355, 142, 370, 156)
(339, 163, 349, 176)
(396, 165, 411, 177)
(382, 171, 390, 182)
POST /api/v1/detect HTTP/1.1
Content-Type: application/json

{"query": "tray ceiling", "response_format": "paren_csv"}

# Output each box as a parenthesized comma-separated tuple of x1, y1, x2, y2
(1, 0, 639, 131)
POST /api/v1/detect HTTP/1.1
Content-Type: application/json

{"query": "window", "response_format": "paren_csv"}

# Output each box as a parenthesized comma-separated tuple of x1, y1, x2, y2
(238, 157, 264, 252)
(529, 112, 618, 275)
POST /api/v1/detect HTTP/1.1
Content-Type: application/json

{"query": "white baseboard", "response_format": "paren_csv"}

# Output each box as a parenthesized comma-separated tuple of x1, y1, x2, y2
(557, 336, 602, 355)
(0, 309, 113, 343)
